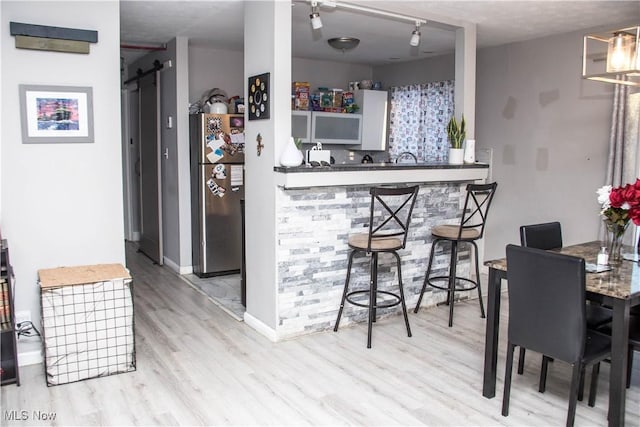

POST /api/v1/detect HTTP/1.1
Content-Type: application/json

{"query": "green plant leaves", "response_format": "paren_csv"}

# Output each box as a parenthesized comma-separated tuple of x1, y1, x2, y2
(447, 115, 466, 149)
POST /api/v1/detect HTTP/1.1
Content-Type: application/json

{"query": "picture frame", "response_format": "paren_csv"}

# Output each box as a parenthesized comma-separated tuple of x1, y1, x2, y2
(247, 73, 270, 120)
(19, 84, 94, 143)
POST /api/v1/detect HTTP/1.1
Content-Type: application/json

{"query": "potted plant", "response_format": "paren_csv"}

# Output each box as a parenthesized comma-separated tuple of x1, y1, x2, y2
(447, 115, 465, 164)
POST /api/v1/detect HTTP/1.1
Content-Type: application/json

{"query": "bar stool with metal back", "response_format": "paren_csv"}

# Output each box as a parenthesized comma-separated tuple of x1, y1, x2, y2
(414, 182, 497, 327)
(334, 185, 419, 348)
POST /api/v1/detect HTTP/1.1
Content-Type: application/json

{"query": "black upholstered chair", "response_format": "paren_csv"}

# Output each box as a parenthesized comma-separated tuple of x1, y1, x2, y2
(414, 182, 497, 327)
(520, 221, 563, 249)
(334, 185, 419, 348)
(517, 222, 613, 375)
(502, 245, 611, 427)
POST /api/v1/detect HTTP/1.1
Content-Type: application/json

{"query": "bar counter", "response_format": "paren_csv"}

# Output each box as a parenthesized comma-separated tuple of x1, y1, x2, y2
(266, 162, 490, 340)
(274, 162, 490, 188)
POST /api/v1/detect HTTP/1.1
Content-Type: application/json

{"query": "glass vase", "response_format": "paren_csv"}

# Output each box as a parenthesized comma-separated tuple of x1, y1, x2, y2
(604, 220, 629, 265)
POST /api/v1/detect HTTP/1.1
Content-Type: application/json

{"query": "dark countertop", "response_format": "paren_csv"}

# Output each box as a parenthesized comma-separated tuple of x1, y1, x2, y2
(274, 162, 489, 173)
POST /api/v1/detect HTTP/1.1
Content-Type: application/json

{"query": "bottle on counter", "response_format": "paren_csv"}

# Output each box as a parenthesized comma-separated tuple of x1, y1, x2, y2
(597, 246, 609, 266)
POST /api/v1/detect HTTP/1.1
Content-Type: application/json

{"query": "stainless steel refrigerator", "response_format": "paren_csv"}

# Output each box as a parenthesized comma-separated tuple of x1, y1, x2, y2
(190, 113, 245, 277)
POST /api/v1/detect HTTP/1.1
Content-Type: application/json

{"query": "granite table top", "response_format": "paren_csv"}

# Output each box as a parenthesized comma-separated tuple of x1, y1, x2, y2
(485, 240, 640, 301)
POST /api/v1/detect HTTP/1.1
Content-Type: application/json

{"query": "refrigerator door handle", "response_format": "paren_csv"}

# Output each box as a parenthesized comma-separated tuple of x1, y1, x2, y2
(200, 165, 207, 270)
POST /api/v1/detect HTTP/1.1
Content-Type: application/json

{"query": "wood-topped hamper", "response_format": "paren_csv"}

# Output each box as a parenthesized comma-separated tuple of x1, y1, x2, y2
(38, 264, 135, 386)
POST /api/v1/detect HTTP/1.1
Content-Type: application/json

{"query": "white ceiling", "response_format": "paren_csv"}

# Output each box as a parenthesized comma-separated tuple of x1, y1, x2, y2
(120, 0, 640, 66)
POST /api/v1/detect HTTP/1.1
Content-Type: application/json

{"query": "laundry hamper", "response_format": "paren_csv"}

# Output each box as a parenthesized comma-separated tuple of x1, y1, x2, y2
(38, 264, 135, 386)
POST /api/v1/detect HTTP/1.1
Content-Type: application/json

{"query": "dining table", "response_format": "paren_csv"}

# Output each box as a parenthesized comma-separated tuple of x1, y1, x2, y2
(482, 240, 640, 427)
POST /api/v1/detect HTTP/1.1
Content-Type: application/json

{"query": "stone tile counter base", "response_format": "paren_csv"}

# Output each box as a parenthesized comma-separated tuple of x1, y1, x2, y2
(276, 183, 476, 339)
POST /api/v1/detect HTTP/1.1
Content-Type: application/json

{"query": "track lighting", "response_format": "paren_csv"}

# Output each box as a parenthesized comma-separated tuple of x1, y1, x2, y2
(309, 1, 322, 30)
(410, 22, 421, 47)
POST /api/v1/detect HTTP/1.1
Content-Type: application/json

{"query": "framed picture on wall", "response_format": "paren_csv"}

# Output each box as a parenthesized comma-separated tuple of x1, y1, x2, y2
(19, 84, 94, 143)
(247, 73, 270, 120)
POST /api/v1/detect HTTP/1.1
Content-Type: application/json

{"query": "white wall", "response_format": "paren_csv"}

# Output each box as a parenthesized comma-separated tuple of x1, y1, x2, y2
(243, 0, 291, 333)
(189, 46, 245, 105)
(372, 54, 455, 88)
(476, 26, 631, 260)
(1, 1, 124, 326)
(292, 57, 372, 90)
(189, 45, 373, 105)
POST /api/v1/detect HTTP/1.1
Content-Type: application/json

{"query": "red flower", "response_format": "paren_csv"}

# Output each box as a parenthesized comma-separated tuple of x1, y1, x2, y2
(625, 183, 640, 207)
(629, 206, 640, 225)
(599, 179, 640, 226)
(609, 187, 626, 208)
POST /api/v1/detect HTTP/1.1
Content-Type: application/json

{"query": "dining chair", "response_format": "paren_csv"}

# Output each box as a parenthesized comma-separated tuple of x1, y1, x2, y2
(333, 185, 419, 348)
(414, 182, 498, 327)
(502, 244, 611, 427)
(517, 222, 613, 375)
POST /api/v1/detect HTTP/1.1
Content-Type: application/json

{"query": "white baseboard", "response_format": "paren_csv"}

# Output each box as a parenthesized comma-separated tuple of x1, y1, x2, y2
(17, 340, 43, 366)
(243, 312, 278, 342)
(162, 256, 193, 275)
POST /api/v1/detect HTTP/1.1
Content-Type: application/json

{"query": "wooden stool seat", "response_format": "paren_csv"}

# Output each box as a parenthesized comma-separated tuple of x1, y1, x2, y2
(431, 224, 481, 240)
(348, 233, 403, 251)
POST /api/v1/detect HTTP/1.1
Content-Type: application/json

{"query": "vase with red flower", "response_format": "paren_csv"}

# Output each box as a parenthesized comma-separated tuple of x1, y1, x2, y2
(596, 179, 640, 265)
(603, 219, 629, 265)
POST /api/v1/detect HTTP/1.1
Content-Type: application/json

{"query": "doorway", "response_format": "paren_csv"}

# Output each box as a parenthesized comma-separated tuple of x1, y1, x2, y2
(137, 71, 164, 265)
(122, 68, 164, 265)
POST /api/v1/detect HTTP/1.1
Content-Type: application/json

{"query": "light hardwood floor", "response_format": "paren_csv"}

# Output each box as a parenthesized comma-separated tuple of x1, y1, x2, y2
(1, 245, 638, 426)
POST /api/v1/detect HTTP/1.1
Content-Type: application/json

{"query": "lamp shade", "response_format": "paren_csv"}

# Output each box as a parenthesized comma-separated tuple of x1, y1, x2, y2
(310, 12, 322, 30)
(410, 30, 420, 47)
(582, 25, 640, 86)
(607, 32, 636, 72)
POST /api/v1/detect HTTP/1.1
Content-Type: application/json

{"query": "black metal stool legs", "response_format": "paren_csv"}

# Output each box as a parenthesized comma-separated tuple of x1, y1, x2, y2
(416, 238, 484, 327)
(414, 238, 439, 313)
(471, 240, 485, 318)
(335, 249, 412, 348)
(367, 253, 378, 348)
(447, 241, 459, 327)
(334, 250, 356, 332)
(393, 251, 412, 338)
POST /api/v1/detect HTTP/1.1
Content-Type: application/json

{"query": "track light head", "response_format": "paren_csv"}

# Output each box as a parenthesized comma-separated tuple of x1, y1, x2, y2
(310, 1, 322, 30)
(410, 23, 421, 47)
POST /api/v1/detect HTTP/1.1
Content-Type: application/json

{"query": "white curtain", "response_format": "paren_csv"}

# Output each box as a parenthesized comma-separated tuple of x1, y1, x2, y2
(388, 81, 454, 162)
(604, 83, 640, 244)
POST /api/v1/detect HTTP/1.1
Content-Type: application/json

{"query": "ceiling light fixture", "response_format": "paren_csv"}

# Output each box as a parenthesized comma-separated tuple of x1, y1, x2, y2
(582, 25, 640, 86)
(309, 1, 322, 30)
(328, 37, 360, 51)
(410, 22, 421, 47)
(304, 1, 426, 28)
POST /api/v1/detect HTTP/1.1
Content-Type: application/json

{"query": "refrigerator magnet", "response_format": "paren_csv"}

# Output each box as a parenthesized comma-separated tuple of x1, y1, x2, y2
(230, 165, 243, 186)
(206, 149, 223, 164)
(206, 178, 226, 198)
(207, 117, 222, 132)
(213, 164, 226, 179)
